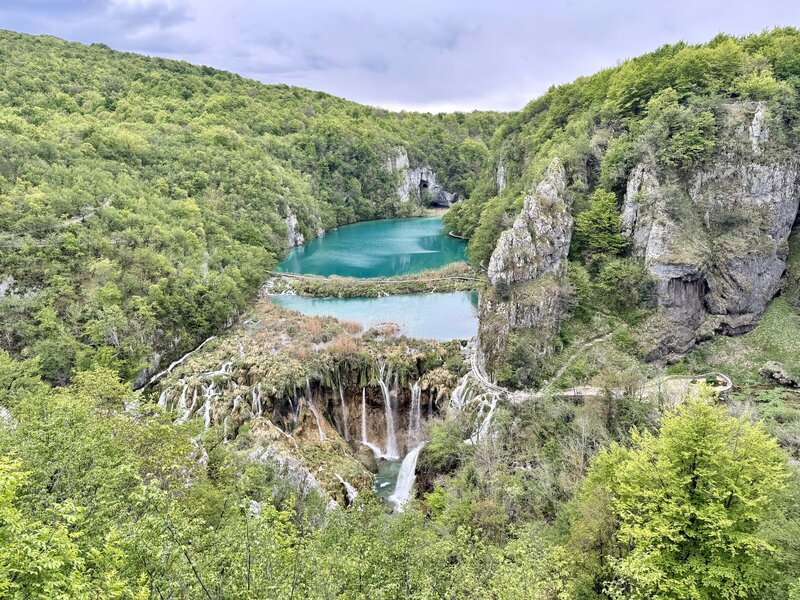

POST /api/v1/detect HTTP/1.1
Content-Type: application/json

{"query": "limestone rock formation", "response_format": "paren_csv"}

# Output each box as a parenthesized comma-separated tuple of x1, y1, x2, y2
(759, 361, 798, 387)
(487, 159, 571, 286)
(622, 101, 800, 360)
(387, 148, 456, 207)
(285, 210, 305, 247)
(479, 158, 573, 381)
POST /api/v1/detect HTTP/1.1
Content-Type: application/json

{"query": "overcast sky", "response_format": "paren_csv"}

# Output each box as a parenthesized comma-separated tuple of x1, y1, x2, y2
(3, 0, 800, 112)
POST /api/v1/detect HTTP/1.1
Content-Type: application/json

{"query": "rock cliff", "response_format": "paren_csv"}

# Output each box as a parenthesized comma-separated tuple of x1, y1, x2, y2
(387, 148, 456, 207)
(479, 158, 573, 382)
(622, 101, 800, 360)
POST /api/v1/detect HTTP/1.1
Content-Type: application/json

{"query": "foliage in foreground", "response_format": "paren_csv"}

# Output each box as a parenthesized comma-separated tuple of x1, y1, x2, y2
(3, 348, 797, 598)
(566, 389, 795, 598)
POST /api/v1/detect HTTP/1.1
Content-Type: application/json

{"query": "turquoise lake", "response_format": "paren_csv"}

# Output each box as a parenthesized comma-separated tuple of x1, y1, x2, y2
(273, 216, 478, 340)
(272, 292, 479, 340)
(277, 216, 468, 278)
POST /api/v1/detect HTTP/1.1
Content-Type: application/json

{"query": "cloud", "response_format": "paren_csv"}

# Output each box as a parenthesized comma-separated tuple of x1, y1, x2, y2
(2, 0, 800, 111)
(0, 0, 197, 57)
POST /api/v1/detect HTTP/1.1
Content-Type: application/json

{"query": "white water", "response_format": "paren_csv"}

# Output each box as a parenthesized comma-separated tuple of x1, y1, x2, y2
(408, 381, 422, 446)
(251, 385, 261, 416)
(338, 379, 350, 441)
(335, 474, 358, 506)
(389, 444, 425, 510)
(176, 386, 197, 424)
(466, 394, 498, 445)
(177, 383, 188, 412)
(145, 335, 217, 388)
(204, 382, 216, 429)
(377, 364, 399, 458)
(361, 388, 386, 459)
(306, 379, 327, 441)
(450, 374, 470, 410)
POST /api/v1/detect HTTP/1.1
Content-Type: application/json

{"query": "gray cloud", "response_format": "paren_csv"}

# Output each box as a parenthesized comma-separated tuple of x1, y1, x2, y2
(2, 0, 800, 111)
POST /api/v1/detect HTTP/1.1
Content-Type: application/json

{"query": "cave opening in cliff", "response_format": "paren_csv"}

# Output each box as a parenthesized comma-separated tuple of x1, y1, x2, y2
(419, 179, 429, 189)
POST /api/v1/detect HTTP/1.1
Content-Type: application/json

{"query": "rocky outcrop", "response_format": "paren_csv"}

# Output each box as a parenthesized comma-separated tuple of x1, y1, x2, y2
(622, 101, 800, 360)
(760, 361, 798, 387)
(387, 148, 456, 207)
(487, 159, 570, 285)
(285, 210, 304, 247)
(479, 158, 573, 382)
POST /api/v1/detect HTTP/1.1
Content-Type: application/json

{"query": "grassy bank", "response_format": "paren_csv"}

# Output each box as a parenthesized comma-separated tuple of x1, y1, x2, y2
(264, 262, 486, 298)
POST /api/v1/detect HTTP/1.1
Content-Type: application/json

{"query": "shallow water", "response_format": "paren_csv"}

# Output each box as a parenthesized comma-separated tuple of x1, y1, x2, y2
(277, 216, 467, 278)
(272, 292, 479, 340)
(374, 459, 402, 502)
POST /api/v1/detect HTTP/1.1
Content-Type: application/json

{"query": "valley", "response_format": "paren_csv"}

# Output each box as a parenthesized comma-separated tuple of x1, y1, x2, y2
(1, 26, 800, 598)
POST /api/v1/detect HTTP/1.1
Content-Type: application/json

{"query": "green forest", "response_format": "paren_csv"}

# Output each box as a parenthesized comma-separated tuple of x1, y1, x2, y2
(0, 30, 500, 384)
(1, 27, 800, 599)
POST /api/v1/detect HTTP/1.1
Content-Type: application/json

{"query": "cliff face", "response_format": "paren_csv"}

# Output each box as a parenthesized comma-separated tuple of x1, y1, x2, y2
(622, 102, 800, 360)
(479, 158, 572, 381)
(387, 148, 456, 207)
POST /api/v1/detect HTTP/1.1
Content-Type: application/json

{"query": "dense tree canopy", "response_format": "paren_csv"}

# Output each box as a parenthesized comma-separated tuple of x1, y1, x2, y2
(567, 390, 794, 598)
(0, 31, 501, 384)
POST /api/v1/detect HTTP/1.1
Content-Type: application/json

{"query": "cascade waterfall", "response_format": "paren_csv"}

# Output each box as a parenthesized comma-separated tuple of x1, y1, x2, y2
(361, 387, 386, 459)
(335, 474, 358, 506)
(389, 443, 425, 509)
(377, 365, 399, 459)
(409, 381, 422, 446)
(203, 382, 216, 428)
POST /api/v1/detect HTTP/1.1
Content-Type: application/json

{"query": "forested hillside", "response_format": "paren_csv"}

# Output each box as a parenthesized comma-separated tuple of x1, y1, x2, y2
(446, 27, 800, 263)
(0, 30, 500, 384)
(2, 27, 800, 599)
(446, 28, 800, 387)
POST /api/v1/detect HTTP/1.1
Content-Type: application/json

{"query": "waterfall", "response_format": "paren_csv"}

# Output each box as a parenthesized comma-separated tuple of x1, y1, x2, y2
(450, 375, 470, 410)
(252, 383, 263, 417)
(177, 383, 188, 412)
(338, 379, 350, 441)
(204, 382, 216, 429)
(202, 360, 233, 378)
(361, 388, 385, 459)
(157, 389, 168, 407)
(378, 378, 399, 459)
(408, 381, 422, 446)
(144, 334, 217, 388)
(389, 444, 425, 510)
(176, 386, 197, 424)
(466, 394, 498, 445)
(223, 415, 229, 442)
(306, 379, 326, 441)
(334, 474, 358, 506)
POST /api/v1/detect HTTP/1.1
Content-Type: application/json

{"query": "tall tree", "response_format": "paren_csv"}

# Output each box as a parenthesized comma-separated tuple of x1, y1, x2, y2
(574, 189, 628, 262)
(570, 389, 792, 599)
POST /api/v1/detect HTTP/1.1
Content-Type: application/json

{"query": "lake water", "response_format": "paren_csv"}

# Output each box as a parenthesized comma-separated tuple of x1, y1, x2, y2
(272, 216, 478, 341)
(277, 216, 468, 278)
(272, 292, 479, 340)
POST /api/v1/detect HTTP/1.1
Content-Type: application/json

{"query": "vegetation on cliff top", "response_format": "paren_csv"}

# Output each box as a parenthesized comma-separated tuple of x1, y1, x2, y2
(446, 28, 800, 267)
